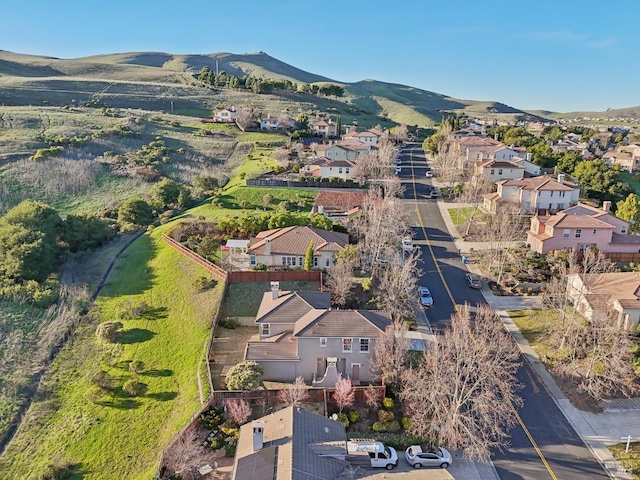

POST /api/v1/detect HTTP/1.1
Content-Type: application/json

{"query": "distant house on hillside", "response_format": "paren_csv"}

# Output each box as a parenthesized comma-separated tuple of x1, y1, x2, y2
(311, 119, 338, 138)
(260, 114, 296, 131)
(301, 157, 355, 180)
(213, 107, 237, 123)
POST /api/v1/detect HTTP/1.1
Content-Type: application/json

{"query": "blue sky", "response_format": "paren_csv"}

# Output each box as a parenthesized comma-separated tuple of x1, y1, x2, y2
(2, 0, 639, 113)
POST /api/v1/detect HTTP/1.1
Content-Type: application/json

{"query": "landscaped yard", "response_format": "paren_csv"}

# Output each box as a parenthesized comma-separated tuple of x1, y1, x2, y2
(609, 442, 640, 479)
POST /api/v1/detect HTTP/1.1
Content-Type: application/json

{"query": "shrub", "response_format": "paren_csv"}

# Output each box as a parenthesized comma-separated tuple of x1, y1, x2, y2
(91, 370, 115, 393)
(385, 420, 401, 433)
(382, 397, 395, 409)
(122, 379, 147, 397)
(219, 317, 239, 329)
(224, 435, 238, 457)
(401, 417, 412, 431)
(194, 276, 216, 291)
(337, 412, 349, 428)
(199, 406, 224, 429)
(225, 361, 264, 390)
(348, 410, 361, 424)
(252, 263, 268, 271)
(209, 437, 225, 450)
(372, 421, 386, 433)
(95, 321, 123, 343)
(129, 360, 145, 374)
(378, 409, 394, 423)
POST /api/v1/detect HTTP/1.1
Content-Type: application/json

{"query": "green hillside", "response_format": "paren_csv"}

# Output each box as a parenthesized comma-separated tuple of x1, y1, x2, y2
(0, 49, 550, 127)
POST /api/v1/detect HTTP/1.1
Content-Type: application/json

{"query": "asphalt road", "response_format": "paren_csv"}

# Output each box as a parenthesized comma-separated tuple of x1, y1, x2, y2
(397, 145, 608, 480)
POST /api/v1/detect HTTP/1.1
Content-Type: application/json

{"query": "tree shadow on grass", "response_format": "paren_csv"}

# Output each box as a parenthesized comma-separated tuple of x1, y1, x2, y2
(140, 306, 169, 321)
(118, 328, 156, 344)
(96, 397, 141, 409)
(142, 369, 174, 377)
(146, 391, 178, 401)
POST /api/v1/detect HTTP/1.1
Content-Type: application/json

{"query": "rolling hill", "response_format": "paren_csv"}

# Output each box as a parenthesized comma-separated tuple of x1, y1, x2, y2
(0, 49, 556, 126)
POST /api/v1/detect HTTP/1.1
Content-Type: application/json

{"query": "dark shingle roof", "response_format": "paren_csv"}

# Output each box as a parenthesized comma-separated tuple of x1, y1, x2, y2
(255, 291, 331, 324)
(246, 332, 299, 361)
(232, 406, 348, 480)
(294, 310, 392, 337)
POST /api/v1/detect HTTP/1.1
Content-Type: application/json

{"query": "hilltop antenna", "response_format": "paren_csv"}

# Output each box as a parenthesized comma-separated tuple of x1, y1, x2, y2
(216, 60, 219, 76)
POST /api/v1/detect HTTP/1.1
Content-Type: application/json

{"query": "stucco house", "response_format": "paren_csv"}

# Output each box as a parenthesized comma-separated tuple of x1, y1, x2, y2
(484, 174, 580, 214)
(311, 119, 338, 138)
(474, 159, 525, 182)
(342, 128, 381, 146)
(301, 157, 355, 180)
(602, 148, 640, 173)
(567, 272, 640, 330)
(213, 107, 237, 123)
(311, 190, 367, 225)
(527, 202, 640, 254)
(260, 114, 296, 131)
(246, 226, 348, 270)
(232, 406, 349, 480)
(245, 288, 392, 386)
(316, 140, 371, 161)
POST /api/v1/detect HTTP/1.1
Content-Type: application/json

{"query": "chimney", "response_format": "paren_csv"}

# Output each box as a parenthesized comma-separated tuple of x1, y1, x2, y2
(271, 281, 280, 300)
(557, 173, 565, 185)
(252, 421, 264, 451)
(265, 237, 271, 256)
(526, 152, 532, 161)
(318, 205, 324, 214)
(603, 201, 611, 213)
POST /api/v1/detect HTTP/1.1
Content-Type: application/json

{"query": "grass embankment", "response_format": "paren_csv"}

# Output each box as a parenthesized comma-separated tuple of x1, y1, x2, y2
(447, 206, 481, 226)
(608, 443, 640, 479)
(0, 230, 224, 479)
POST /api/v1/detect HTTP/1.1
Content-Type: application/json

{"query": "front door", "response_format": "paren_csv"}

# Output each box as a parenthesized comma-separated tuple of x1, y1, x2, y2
(316, 358, 327, 378)
(351, 364, 360, 383)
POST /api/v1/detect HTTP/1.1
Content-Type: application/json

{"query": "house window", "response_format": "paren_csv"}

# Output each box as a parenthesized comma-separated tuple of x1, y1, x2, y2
(593, 229, 597, 235)
(622, 228, 627, 234)
(291, 257, 296, 266)
(314, 257, 318, 267)
(563, 229, 570, 238)
(342, 338, 353, 353)
(339, 168, 343, 174)
(282, 257, 287, 265)
(575, 229, 582, 238)
(260, 324, 270, 336)
(560, 191, 566, 197)
(359, 338, 370, 353)
(250, 255, 256, 265)
(320, 337, 327, 347)
(550, 191, 554, 197)
(326, 258, 330, 267)
(490, 169, 495, 175)
(498, 169, 503, 175)
(346, 168, 350, 173)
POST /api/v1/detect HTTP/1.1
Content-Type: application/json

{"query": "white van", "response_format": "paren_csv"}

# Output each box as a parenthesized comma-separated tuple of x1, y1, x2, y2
(347, 439, 398, 470)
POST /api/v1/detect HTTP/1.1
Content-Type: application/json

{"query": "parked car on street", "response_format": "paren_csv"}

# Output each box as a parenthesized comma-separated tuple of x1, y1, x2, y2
(418, 286, 433, 307)
(429, 188, 438, 199)
(402, 236, 414, 252)
(394, 166, 402, 175)
(405, 445, 452, 469)
(465, 273, 481, 289)
(425, 167, 433, 177)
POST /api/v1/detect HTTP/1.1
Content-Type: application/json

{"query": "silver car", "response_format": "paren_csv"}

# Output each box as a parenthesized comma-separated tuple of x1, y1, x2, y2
(405, 445, 452, 469)
(418, 286, 433, 307)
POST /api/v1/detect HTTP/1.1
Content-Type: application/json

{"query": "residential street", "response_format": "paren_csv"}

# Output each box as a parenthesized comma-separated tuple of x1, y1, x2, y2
(397, 145, 631, 479)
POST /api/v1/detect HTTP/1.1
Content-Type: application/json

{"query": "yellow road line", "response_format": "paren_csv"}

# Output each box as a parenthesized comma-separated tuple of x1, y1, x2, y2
(407, 151, 558, 480)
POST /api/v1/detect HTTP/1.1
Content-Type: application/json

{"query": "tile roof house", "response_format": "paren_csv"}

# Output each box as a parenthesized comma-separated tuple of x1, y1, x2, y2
(474, 158, 525, 182)
(527, 202, 640, 254)
(247, 226, 349, 270)
(213, 107, 237, 123)
(315, 140, 371, 161)
(245, 287, 392, 386)
(301, 157, 355, 180)
(342, 128, 381, 146)
(311, 119, 338, 138)
(602, 146, 640, 173)
(232, 406, 350, 480)
(311, 191, 367, 225)
(484, 174, 580, 214)
(567, 272, 640, 329)
(260, 114, 296, 131)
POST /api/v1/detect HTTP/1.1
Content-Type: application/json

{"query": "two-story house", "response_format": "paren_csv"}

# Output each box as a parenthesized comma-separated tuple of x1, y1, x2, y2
(527, 202, 640, 254)
(474, 159, 525, 183)
(602, 145, 640, 173)
(301, 157, 355, 180)
(484, 174, 580, 214)
(246, 226, 348, 270)
(311, 119, 338, 138)
(260, 114, 296, 131)
(213, 107, 237, 123)
(316, 140, 371, 161)
(342, 128, 381, 146)
(244, 288, 391, 386)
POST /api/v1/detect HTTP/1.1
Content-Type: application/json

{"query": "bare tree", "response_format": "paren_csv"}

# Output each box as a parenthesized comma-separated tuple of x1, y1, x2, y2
(430, 123, 465, 192)
(226, 398, 252, 425)
(369, 320, 411, 389)
(325, 256, 355, 307)
(277, 376, 310, 407)
(543, 249, 633, 400)
(395, 124, 409, 142)
(478, 203, 528, 285)
(374, 248, 421, 321)
(460, 173, 494, 237)
(332, 374, 355, 413)
(235, 106, 258, 130)
(400, 304, 522, 461)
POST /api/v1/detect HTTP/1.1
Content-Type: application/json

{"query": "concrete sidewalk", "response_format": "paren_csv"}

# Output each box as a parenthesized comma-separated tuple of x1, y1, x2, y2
(433, 195, 637, 479)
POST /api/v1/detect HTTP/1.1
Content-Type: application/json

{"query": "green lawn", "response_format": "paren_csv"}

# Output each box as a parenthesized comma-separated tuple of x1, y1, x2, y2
(447, 206, 481, 225)
(0, 231, 224, 480)
(619, 171, 640, 195)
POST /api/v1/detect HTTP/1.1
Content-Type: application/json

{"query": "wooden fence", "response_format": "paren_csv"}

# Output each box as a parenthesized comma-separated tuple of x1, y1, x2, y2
(246, 178, 366, 189)
(162, 235, 228, 281)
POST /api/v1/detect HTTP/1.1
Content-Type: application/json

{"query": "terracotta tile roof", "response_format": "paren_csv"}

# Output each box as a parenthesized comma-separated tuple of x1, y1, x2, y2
(255, 291, 331, 324)
(545, 213, 614, 229)
(247, 226, 349, 256)
(313, 191, 367, 210)
(500, 175, 578, 191)
(294, 309, 392, 337)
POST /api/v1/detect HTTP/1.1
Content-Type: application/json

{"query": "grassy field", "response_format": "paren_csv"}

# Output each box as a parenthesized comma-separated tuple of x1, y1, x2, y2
(0, 229, 224, 480)
(447, 206, 481, 225)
